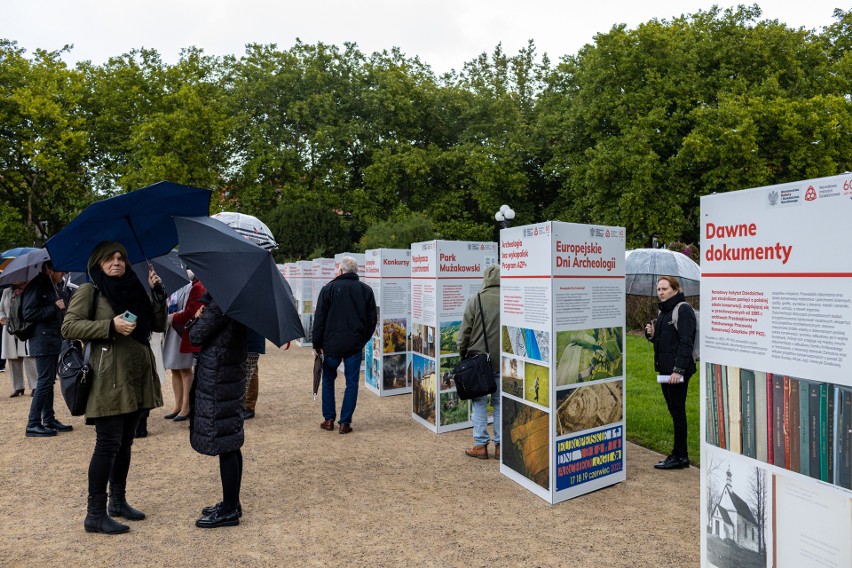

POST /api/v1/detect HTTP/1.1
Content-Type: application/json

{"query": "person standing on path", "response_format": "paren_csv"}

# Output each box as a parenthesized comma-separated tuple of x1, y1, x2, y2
(0, 285, 37, 397)
(644, 275, 696, 470)
(62, 241, 167, 534)
(23, 261, 72, 437)
(458, 265, 501, 460)
(241, 328, 266, 420)
(312, 256, 376, 434)
(188, 293, 248, 528)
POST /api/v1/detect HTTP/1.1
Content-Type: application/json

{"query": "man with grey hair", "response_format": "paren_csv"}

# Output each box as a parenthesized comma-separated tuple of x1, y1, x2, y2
(312, 256, 376, 434)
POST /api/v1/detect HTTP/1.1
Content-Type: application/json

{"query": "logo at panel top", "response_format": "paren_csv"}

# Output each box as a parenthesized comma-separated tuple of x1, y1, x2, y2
(589, 227, 595, 237)
(767, 190, 779, 206)
(605, 229, 610, 237)
(805, 186, 817, 201)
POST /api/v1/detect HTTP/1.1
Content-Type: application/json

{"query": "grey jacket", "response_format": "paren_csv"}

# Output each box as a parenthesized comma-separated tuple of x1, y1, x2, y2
(457, 265, 500, 373)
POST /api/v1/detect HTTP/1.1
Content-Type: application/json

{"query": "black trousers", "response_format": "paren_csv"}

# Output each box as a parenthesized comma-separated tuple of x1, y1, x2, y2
(219, 449, 243, 513)
(661, 377, 690, 458)
(88, 410, 142, 496)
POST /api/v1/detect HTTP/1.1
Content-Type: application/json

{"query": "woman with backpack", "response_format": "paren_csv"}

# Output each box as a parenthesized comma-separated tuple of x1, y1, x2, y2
(644, 275, 696, 470)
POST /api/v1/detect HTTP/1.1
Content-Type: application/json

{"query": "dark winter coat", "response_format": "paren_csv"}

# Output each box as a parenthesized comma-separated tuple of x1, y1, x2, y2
(188, 295, 247, 456)
(312, 272, 377, 357)
(647, 291, 696, 378)
(22, 272, 70, 357)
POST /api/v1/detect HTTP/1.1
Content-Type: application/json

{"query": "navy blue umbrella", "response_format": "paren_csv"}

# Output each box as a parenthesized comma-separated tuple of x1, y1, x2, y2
(174, 216, 303, 348)
(45, 181, 211, 272)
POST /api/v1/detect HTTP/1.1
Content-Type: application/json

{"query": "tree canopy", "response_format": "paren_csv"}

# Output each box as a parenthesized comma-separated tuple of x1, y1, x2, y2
(1, 6, 849, 259)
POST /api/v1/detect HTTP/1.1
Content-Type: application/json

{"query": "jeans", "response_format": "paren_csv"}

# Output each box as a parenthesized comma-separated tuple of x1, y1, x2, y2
(472, 372, 501, 446)
(321, 352, 362, 425)
(27, 354, 58, 428)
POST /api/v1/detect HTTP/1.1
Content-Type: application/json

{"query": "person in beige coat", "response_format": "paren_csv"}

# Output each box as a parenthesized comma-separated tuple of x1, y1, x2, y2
(0, 285, 37, 396)
(62, 241, 166, 534)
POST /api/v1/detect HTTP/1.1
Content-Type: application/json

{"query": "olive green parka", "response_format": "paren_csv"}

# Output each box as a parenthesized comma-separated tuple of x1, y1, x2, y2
(61, 258, 166, 419)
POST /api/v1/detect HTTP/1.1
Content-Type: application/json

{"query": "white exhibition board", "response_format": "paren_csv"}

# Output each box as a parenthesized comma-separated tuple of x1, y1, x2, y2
(311, 258, 336, 310)
(363, 248, 411, 396)
(294, 260, 314, 347)
(410, 240, 498, 433)
(499, 221, 626, 504)
(334, 252, 365, 277)
(700, 174, 852, 568)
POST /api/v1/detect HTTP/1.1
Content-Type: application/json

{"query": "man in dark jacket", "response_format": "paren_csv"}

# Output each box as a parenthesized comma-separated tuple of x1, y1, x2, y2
(23, 261, 72, 437)
(312, 256, 377, 434)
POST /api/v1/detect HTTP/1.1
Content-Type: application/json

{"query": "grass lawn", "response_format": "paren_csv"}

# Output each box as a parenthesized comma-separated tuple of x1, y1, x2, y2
(625, 333, 700, 465)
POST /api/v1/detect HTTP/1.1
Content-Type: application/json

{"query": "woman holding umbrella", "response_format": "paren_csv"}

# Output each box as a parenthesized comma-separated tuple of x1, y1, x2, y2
(62, 241, 167, 534)
(187, 292, 248, 528)
(644, 276, 696, 470)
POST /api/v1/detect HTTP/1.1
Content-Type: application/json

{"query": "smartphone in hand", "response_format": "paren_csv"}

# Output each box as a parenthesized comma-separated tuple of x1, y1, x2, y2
(121, 310, 137, 323)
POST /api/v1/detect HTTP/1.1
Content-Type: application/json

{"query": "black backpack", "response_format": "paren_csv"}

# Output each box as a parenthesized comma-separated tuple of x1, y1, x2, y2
(7, 289, 34, 341)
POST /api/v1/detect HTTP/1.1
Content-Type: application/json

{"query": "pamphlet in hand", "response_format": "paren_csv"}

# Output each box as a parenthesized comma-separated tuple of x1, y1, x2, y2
(657, 374, 684, 384)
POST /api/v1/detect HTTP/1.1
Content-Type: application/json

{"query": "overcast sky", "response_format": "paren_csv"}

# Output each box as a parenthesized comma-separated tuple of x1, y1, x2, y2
(2, 1, 844, 74)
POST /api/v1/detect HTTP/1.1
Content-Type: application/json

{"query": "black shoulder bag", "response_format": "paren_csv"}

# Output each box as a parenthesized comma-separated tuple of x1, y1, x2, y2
(452, 294, 497, 400)
(59, 288, 99, 416)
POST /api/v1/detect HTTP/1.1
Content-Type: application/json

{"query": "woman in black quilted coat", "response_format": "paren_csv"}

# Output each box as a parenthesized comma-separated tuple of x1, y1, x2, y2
(188, 292, 247, 528)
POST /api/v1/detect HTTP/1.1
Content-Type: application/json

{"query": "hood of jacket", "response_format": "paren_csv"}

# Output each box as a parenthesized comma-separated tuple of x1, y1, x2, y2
(480, 265, 500, 292)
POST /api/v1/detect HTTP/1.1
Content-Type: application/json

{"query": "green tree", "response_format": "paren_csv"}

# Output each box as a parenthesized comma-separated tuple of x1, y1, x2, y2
(265, 201, 351, 261)
(0, 41, 91, 241)
(356, 211, 436, 250)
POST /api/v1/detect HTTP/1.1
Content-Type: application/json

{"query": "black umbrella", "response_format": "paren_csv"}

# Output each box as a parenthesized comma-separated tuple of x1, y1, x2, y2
(174, 216, 304, 348)
(0, 249, 50, 287)
(131, 251, 190, 298)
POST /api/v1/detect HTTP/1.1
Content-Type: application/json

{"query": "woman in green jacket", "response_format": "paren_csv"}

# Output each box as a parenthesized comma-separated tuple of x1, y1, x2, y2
(62, 241, 167, 534)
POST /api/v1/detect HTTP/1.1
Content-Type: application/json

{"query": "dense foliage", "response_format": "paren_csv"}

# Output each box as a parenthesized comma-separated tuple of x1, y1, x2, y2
(1, 6, 850, 260)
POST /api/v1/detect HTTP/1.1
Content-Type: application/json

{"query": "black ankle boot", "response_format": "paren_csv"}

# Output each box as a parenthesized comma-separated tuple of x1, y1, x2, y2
(108, 484, 145, 520)
(85, 494, 129, 534)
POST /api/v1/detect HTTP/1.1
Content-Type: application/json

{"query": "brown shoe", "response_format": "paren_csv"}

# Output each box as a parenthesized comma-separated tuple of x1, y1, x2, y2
(493, 443, 500, 460)
(320, 419, 334, 431)
(339, 423, 353, 434)
(465, 444, 489, 459)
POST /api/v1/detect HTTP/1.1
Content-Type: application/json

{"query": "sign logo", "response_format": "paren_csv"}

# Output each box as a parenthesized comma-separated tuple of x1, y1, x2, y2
(767, 190, 779, 206)
(605, 229, 610, 238)
(589, 227, 595, 237)
(805, 186, 817, 201)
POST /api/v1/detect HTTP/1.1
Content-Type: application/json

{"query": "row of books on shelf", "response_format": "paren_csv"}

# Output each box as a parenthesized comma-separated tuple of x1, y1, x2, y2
(706, 363, 852, 490)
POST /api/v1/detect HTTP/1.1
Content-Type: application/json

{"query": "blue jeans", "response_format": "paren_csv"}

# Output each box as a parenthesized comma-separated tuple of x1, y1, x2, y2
(27, 354, 58, 428)
(321, 352, 362, 425)
(472, 372, 501, 446)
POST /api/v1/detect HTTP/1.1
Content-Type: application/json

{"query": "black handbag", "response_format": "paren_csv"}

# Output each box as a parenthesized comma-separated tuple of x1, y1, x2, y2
(452, 294, 497, 400)
(58, 339, 93, 416)
(58, 289, 98, 416)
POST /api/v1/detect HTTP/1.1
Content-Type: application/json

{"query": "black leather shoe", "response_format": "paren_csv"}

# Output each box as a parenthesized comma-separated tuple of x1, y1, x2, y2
(26, 425, 57, 437)
(9, 389, 24, 398)
(655, 455, 689, 470)
(44, 419, 73, 432)
(173, 414, 189, 422)
(195, 508, 240, 528)
(654, 454, 675, 468)
(201, 502, 243, 518)
(163, 412, 179, 419)
(241, 409, 255, 420)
